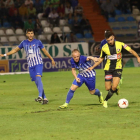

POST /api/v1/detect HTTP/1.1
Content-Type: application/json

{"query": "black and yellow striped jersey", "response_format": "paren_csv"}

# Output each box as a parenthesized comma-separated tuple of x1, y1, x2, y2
(100, 41, 131, 70)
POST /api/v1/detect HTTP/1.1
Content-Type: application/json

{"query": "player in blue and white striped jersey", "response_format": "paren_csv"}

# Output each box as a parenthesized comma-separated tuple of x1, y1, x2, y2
(59, 49, 104, 109)
(0, 29, 55, 104)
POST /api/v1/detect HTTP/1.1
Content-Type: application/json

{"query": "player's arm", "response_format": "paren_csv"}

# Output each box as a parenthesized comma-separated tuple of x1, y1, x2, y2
(123, 44, 140, 63)
(128, 49, 140, 63)
(71, 68, 80, 83)
(87, 56, 99, 63)
(0, 47, 20, 57)
(88, 57, 104, 71)
(41, 48, 55, 66)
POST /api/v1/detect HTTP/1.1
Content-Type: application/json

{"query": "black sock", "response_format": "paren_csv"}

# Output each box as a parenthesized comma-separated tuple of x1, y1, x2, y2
(105, 89, 115, 101)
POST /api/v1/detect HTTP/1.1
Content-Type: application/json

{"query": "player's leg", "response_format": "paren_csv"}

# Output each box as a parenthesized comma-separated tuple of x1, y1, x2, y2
(103, 71, 113, 108)
(112, 69, 122, 95)
(35, 64, 48, 104)
(29, 66, 40, 101)
(59, 74, 84, 109)
(85, 76, 104, 104)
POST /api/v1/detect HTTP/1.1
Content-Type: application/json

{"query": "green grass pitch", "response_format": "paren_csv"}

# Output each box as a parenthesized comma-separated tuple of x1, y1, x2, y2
(0, 67, 140, 140)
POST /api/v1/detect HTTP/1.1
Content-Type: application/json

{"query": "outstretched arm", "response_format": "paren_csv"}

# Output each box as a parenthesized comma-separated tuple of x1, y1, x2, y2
(0, 47, 20, 57)
(72, 68, 80, 83)
(87, 56, 99, 63)
(129, 49, 140, 63)
(87, 57, 104, 71)
(41, 48, 55, 66)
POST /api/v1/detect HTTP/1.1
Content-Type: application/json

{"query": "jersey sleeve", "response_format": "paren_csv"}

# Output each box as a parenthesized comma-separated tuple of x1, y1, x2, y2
(100, 49, 106, 58)
(18, 41, 24, 49)
(82, 55, 87, 62)
(100, 41, 104, 49)
(70, 59, 75, 68)
(122, 42, 131, 51)
(38, 40, 45, 49)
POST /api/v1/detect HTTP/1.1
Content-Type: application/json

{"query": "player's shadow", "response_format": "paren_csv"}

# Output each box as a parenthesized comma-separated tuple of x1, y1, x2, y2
(84, 103, 101, 106)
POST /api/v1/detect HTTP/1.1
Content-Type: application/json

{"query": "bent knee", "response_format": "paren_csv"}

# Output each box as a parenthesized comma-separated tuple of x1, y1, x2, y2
(105, 87, 111, 91)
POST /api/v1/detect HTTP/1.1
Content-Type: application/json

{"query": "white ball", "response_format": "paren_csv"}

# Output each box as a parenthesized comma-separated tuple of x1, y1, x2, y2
(118, 98, 128, 109)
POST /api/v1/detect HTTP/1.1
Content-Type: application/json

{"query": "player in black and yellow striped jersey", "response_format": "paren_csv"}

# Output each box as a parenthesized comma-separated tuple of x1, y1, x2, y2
(88, 31, 140, 108)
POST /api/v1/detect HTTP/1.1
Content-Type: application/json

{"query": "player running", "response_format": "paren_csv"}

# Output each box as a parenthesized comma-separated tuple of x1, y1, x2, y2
(100, 30, 123, 86)
(59, 49, 104, 109)
(0, 29, 55, 104)
(88, 31, 140, 108)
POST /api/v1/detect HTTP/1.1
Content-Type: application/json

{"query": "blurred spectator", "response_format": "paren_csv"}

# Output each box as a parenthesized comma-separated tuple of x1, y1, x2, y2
(43, 0, 50, 11)
(48, 9, 59, 26)
(65, 3, 73, 17)
(67, 32, 78, 42)
(28, 3, 36, 19)
(11, 10, 24, 29)
(25, 0, 33, 7)
(0, 4, 8, 25)
(5, 0, 14, 8)
(34, 18, 43, 35)
(60, 33, 67, 42)
(51, 0, 60, 9)
(80, 15, 93, 34)
(70, 0, 78, 8)
(14, 0, 23, 8)
(8, 4, 17, 17)
(34, 0, 43, 14)
(74, 3, 83, 16)
(57, 3, 65, 18)
(24, 18, 34, 31)
(129, 0, 140, 11)
(112, 0, 121, 9)
(50, 32, 61, 43)
(72, 16, 81, 34)
(101, 0, 116, 20)
(42, 4, 53, 18)
(19, 3, 28, 20)
(0, 0, 5, 7)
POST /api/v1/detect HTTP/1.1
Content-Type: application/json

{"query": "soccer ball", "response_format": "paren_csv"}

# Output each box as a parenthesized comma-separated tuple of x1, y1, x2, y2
(118, 98, 128, 109)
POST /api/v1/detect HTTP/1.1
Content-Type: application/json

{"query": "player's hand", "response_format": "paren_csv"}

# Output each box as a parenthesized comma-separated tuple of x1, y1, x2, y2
(51, 60, 55, 66)
(137, 57, 140, 63)
(0, 54, 4, 57)
(87, 67, 93, 71)
(76, 78, 80, 83)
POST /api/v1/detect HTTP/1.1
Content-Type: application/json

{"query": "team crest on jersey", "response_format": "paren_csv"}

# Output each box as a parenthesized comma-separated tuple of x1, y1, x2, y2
(117, 49, 120, 52)
(33, 44, 35, 46)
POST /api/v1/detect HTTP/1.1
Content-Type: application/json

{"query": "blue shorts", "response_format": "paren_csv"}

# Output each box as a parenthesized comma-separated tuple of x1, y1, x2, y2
(29, 64, 43, 81)
(72, 74, 96, 91)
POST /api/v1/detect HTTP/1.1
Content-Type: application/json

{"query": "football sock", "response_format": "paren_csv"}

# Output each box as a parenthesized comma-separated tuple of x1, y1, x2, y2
(35, 77, 44, 97)
(42, 90, 47, 99)
(66, 89, 75, 104)
(94, 89, 101, 96)
(105, 89, 115, 101)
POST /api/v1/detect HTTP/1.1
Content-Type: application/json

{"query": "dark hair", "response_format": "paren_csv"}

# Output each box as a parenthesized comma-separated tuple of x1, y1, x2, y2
(26, 28, 34, 33)
(104, 30, 114, 39)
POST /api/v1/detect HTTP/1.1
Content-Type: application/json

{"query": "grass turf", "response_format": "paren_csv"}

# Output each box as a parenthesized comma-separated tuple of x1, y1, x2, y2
(0, 67, 140, 140)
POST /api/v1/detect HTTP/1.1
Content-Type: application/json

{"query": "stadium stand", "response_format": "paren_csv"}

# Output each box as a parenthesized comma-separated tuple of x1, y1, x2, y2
(0, 0, 139, 44)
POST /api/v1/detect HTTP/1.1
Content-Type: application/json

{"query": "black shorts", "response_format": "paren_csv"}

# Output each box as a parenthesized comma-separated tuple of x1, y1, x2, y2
(104, 69, 122, 81)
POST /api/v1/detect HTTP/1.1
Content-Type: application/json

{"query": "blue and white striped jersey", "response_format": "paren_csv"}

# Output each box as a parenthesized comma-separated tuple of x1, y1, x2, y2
(18, 39, 44, 67)
(71, 55, 96, 77)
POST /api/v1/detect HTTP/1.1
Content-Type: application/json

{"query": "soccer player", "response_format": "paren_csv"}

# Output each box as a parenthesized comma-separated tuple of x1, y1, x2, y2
(59, 49, 104, 109)
(0, 29, 55, 104)
(100, 30, 123, 85)
(88, 31, 140, 108)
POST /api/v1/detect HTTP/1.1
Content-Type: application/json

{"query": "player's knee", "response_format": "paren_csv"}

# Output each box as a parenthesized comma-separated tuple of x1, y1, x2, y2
(90, 89, 95, 95)
(112, 86, 117, 91)
(105, 86, 110, 91)
(36, 75, 41, 77)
